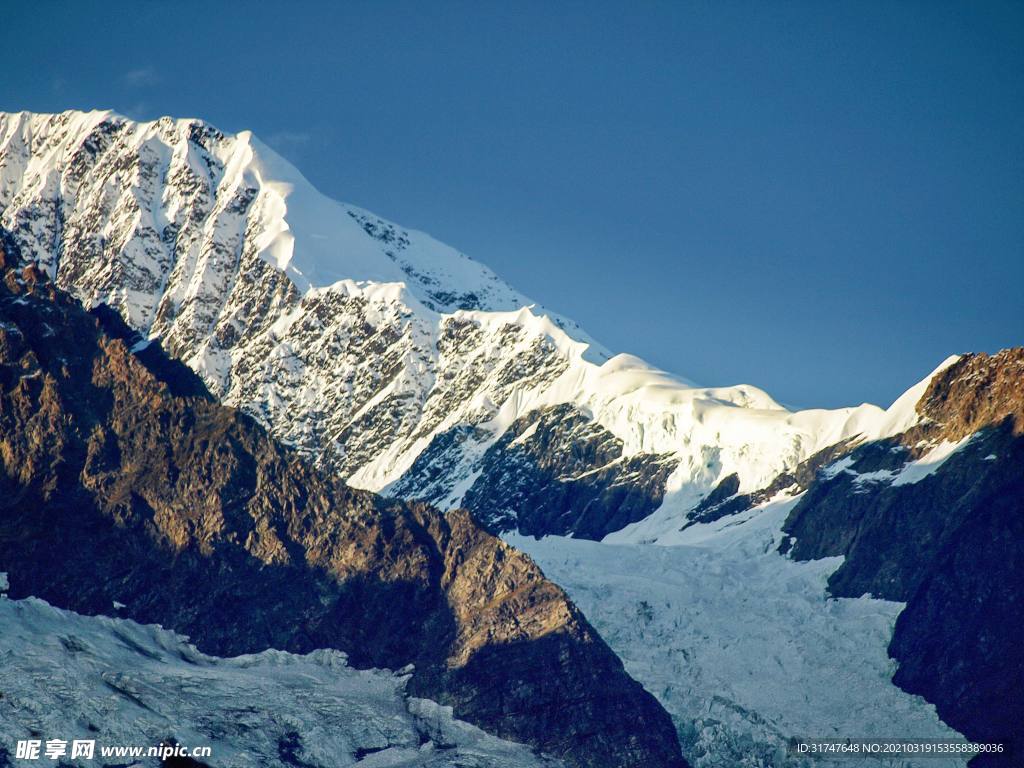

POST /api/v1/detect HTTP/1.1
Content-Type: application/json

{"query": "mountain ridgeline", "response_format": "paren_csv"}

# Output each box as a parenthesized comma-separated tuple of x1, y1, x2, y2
(0, 236, 687, 768)
(0, 109, 920, 540)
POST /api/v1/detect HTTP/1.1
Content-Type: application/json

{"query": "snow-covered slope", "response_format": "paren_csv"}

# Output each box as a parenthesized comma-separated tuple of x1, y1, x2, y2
(0, 592, 559, 768)
(0, 109, 935, 536)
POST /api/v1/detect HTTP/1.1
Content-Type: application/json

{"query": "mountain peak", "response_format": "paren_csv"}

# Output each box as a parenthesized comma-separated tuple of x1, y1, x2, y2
(0, 109, 548, 315)
(0, 107, 948, 540)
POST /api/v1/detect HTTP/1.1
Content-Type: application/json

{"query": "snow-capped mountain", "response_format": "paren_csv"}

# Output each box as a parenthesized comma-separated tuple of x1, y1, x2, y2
(3, 109, 1020, 767)
(0, 109, 924, 539)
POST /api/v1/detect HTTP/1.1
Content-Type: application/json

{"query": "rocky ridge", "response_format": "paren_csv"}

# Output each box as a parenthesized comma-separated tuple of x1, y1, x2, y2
(511, 351, 1023, 767)
(667, 349, 1024, 763)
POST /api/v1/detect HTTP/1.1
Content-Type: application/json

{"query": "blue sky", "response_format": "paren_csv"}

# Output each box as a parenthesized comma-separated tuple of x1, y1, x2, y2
(6, 1, 1022, 408)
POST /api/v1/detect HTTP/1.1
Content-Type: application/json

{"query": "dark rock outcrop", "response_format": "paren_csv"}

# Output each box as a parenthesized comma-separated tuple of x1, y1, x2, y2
(780, 350, 1024, 766)
(0, 239, 687, 768)
(458, 404, 679, 539)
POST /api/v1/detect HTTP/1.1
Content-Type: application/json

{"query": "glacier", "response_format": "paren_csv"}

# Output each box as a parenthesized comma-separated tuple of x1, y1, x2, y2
(511, 497, 967, 768)
(0, 590, 560, 767)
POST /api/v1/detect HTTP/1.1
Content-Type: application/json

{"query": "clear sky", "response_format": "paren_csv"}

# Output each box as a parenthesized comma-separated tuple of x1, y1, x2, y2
(6, 1, 1023, 408)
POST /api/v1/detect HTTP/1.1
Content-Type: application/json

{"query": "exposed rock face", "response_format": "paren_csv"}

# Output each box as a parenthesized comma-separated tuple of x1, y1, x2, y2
(779, 350, 1024, 766)
(915, 349, 1024, 439)
(455, 404, 679, 539)
(0, 109, 577, 489)
(0, 239, 687, 768)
